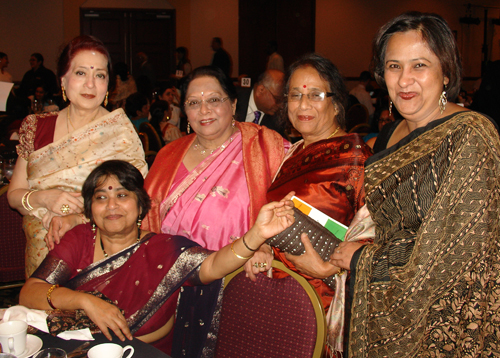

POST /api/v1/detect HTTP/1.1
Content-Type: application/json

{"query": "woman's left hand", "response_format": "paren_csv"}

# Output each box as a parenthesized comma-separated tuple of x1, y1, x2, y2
(285, 233, 341, 279)
(251, 191, 295, 242)
(41, 210, 59, 230)
(329, 241, 366, 269)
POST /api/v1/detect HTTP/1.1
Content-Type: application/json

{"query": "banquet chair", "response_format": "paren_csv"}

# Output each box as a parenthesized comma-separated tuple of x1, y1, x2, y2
(138, 132, 149, 152)
(349, 123, 372, 136)
(139, 122, 162, 153)
(214, 260, 326, 358)
(0, 185, 26, 288)
(346, 103, 369, 132)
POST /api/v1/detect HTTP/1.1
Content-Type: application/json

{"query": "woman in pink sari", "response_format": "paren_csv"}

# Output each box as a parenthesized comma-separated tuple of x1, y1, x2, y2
(142, 66, 288, 250)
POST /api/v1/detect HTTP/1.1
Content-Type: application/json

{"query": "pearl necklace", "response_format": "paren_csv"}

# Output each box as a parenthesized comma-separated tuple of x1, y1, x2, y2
(303, 126, 340, 150)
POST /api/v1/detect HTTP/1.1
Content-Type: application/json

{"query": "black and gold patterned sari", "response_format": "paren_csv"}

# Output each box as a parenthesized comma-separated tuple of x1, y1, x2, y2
(349, 112, 500, 357)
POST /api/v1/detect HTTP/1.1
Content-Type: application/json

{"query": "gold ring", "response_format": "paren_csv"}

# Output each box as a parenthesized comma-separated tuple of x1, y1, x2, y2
(61, 204, 70, 214)
(259, 262, 267, 268)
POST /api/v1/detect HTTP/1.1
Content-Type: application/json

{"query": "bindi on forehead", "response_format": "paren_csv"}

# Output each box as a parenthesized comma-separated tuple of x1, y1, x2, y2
(303, 85, 307, 88)
(108, 186, 113, 190)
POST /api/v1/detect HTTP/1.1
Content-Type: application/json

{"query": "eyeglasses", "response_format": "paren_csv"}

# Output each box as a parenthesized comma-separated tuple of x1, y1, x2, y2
(286, 90, 334, 102)
(184, 96, 230, 110)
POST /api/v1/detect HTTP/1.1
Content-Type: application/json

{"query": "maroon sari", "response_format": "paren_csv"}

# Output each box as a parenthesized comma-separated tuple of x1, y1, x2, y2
(267, 134, 372, 310)
(32, 224, 214, 354)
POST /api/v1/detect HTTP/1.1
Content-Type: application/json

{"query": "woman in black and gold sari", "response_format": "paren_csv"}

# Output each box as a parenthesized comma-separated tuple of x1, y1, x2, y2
(331, 12, 500, 357)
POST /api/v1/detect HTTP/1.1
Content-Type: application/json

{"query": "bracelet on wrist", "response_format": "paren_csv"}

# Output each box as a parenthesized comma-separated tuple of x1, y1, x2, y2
(230, 239, 254, 260)
(22, 190, 37, 211)
(78, 213, 87, 224)
(25, 189, 38, 211)
(46, 284, 60, 310)
(242, 234, 257, 252)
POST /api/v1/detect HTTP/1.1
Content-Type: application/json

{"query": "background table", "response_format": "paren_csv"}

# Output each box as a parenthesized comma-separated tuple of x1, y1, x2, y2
(35, 331, 170, 357)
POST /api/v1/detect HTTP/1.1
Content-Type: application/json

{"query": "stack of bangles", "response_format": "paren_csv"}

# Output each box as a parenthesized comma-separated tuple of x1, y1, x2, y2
(337, 268, 346, 276)
(230, 235, 257, 260)
(21, 189, 38, 211)
(46, 284, 59, 310)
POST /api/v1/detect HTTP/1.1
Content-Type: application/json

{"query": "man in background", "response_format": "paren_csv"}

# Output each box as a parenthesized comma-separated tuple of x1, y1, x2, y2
(19, 53, 58, 98)
(349, 70, 375, 118)
(210, 37, 231, 78)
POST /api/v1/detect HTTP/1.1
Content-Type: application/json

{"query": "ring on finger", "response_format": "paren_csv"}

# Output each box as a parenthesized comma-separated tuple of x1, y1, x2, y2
(61, 204, 70, 214)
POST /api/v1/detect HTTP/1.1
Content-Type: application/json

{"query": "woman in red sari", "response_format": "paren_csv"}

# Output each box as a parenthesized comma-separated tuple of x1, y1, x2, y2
(245, 53, 372, 355)
(19, 160, 295, 356)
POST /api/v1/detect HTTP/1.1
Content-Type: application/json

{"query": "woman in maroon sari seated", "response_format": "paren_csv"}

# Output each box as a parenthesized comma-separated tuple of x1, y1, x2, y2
(19, 160, 295, 355)
(245, 53, 372, 355)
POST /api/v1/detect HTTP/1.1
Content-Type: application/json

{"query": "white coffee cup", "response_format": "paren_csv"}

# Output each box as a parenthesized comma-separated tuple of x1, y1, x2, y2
(0, 321, 28, 355)
(87, 343, 134, 358)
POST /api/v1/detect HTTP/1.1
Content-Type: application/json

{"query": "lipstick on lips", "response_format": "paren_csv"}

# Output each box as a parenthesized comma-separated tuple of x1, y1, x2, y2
(81, 94, 96, 99)
(200, 118, 216, 125)
(298, 115, 314, 121)
(398, 92, 416, 100)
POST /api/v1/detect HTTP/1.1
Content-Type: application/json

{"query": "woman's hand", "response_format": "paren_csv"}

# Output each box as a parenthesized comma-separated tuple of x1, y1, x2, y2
(329, 241, 366, 270)
(36, 189, 84, 216)
(285, 233, 341, 279)
(244, 244, 273, 281)
(249, 191, 295, 244)
(81, 294, 132, 342)
(46, 214, 84, 250)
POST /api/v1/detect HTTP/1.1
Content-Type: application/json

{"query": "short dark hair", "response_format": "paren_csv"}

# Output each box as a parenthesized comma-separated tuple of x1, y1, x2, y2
(156, 80, 176, 99)
(113, 62, 129, 82)
(125, 92, 148, 118)
(372, 11, 462, 101)
(0, 52, 7, 59)
(31, 53, 44, 64)
(176, 47, 187, 57)
(213, 37, 222, 45)
(179, 66, 237, 115)
(359, 71, 372, 82)
(57, 35, 113, 90)
(283, 53, 348, 129)
(82, 160, 151, 222)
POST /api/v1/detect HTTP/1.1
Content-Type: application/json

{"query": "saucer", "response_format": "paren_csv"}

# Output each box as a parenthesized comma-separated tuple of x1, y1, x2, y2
(17, 334, 42, 358)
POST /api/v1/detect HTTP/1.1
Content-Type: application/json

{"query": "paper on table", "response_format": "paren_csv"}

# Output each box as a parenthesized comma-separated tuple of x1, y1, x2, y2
(0, 82, 14, 111)
(1, 305, 94, 341)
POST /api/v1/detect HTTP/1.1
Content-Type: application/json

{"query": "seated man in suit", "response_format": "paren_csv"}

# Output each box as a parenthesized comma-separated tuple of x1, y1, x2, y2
(235, 69, 286, 138)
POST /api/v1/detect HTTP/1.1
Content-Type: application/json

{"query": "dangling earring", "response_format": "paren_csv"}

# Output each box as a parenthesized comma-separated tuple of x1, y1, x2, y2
(389, 101, 393, 117)
(103, 91, 109, 107)
(439, 85, 447, 114)
(92, 223, 96, 233)
(187, 122, 191, 134)
(232, 117, 235, 128)
(62, 86, 67, 102)
(137, 219, 142, 229)
(136, 218, 142, 241)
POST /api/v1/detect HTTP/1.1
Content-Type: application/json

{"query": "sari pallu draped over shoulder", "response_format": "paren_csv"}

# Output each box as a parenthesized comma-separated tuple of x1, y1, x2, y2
(349, 112, 500, 357)
(33, 228, 213, 354)
(19, 109, 148, 277)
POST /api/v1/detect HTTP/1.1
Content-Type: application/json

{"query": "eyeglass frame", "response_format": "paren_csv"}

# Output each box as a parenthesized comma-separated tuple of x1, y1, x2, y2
(284, 90, 335, 102)
(183, 96, 231, 110)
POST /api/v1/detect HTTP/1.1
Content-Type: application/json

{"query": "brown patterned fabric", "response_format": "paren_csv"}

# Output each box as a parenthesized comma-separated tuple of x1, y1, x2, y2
(215, 271, 317, 358)
(350, 112, 500, 357)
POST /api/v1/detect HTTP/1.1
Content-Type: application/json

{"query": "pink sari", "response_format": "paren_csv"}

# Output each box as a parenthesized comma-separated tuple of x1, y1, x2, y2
(160, 133, 249, 250)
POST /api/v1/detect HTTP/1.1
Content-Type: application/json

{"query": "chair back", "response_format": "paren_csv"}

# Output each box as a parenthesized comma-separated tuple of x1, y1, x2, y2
(139, 122, 162, 152)
(138, 132, 149, 152)
(348, 123, 372, 136)
(215, 260, 326, 358)
(0, 185, 26, 284)
(346, 103, 369, 131)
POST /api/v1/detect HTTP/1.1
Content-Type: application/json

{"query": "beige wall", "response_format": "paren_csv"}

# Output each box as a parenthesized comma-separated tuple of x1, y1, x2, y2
(2, 0, 499, 89)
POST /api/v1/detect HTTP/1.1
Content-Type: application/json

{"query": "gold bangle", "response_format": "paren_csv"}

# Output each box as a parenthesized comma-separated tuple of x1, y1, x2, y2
(47, 284, 60, 309)
(231, 239, 253, 260)
(25, 189, 38, 211)
(337, 269, 346, 276)
(78, 213, 87, 224)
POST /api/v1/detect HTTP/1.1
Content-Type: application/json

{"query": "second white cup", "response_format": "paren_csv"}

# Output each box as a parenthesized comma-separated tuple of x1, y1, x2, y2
(0, 321, 28, 356)
(87, 343, 134, 358)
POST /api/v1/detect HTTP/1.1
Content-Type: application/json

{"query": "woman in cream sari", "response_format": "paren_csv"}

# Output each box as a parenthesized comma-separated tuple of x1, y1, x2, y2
(8, 36, 147, 278)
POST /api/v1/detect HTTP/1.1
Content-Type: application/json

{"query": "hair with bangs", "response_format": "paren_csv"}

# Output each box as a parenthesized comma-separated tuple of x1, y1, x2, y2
(372, 11, 462, 101)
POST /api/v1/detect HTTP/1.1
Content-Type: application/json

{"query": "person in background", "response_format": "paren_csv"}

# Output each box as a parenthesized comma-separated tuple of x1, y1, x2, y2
(109, 62, 137, 110)
(349, 70, 375, 118)
(235, 69, 286, 137)
(21, 159, 295, 355)
(30, 82, 59, 114)
(125, 92, 150, 131)
(175, 47, 192, 77)
(210, 37, 231, 78)
(135, 52, 155, 99)
(18, 53, 59, 98)
(155, 80, 181, 129)
(8, 35, 147, 277)
(149, 100, 182, 145)
(0, 52, 13, 83)
(364, 107, 395, 148)
(266, 40, 285, 73)
(331, 11, 500, 356)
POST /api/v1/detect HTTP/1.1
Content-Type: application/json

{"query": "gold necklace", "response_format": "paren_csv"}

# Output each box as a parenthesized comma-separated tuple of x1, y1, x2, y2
(97, 228, 141, 258)
(303, 126, 340, 150)
(67, 105, 100, 132)
(193, 128, 236, 155)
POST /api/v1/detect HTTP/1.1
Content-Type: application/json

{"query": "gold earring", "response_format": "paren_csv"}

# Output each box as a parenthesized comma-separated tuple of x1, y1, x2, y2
(62, 86, 67, 102)
(389, 100, 393, 117)
(92, 223, 96, 233)
(187, 122, 191, 134)
(439, 85, 447, 114)
(232, 117, 236, 128)
(137, 218, 142, 229)
(103, 91, 109, 107)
